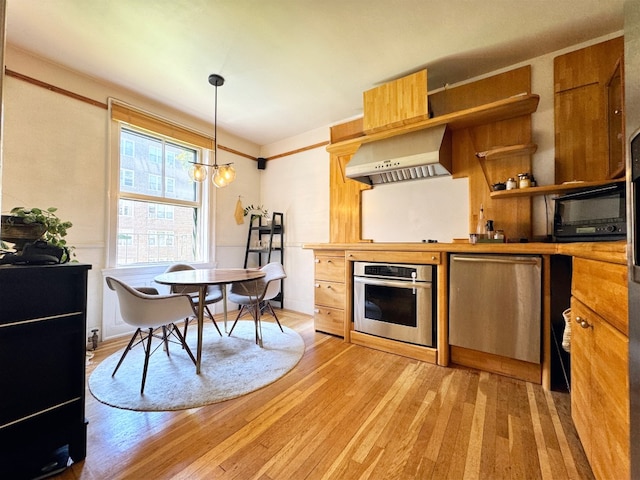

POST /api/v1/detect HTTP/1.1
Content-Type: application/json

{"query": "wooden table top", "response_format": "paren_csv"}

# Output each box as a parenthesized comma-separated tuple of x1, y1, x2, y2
(154, 268, 265, 287)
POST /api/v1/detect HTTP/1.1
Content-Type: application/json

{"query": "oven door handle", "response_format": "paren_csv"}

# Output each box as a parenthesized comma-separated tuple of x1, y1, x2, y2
(354, 276, 431, 289)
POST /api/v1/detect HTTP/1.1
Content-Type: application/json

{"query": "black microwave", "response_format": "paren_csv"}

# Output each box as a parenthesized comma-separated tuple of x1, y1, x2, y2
(553, 182, 627, 242)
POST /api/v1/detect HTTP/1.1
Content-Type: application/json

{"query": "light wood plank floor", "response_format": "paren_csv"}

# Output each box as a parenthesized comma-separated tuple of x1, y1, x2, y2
(60, 311, 594, 479)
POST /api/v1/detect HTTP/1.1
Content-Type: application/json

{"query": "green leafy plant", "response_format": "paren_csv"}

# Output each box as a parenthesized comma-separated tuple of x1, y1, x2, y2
(8, 207, 75, 260)
(243, 204, 268, 218)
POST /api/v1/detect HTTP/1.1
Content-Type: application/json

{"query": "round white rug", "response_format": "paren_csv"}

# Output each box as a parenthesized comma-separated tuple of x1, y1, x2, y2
(88, 321, 305, 411)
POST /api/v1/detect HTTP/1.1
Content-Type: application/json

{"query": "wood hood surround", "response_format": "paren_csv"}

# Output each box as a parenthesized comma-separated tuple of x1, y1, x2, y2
(327, 66, 537, 243)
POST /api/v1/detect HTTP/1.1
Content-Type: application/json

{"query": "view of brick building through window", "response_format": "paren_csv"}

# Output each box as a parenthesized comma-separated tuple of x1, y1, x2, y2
(116, 128, 203, 265)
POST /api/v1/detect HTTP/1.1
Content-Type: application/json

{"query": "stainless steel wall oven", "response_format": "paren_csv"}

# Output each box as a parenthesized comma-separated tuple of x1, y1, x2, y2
(353, 262, 435, 347)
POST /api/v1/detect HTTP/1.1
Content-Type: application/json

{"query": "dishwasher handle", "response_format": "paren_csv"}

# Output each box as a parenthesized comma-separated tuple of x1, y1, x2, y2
(452, 255, 540, 266)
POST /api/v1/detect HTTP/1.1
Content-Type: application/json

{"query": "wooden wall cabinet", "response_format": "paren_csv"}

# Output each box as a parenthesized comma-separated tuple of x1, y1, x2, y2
(313, 250, 346, 337)
(570, 257, 629, 480)
(554, 36, 624, 183)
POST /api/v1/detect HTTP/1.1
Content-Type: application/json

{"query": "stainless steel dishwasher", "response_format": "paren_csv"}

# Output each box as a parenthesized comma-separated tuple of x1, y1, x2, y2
(449, 254, 542, 363)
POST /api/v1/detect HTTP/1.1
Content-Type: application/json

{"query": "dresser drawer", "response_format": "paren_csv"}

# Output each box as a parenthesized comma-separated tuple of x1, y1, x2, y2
(314, 306, 344, 337)
(314, 255, 345, 283)
(314, 280, 346, 309)
(572, 257, 628, 335)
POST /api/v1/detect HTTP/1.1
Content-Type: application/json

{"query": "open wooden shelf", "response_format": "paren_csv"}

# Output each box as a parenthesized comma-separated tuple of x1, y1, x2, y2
(489, 177, 625, 198)
(476, 143, 538, 160)
(327, 93, 540, 154)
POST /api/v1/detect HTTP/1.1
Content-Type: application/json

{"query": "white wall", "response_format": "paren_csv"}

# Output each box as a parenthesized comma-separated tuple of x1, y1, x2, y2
(259, 127, 330, 314)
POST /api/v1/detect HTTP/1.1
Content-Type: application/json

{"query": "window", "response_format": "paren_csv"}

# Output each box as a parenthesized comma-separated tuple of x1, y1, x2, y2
(119, 200, 134, 217)
(165, 178, 175, 196)
(121, 139, 134, 157)
(149, 145, 162, 164)
(148, 174, 162, 192)
(114, 124, 205, 266)
(120, 169, 134, 188)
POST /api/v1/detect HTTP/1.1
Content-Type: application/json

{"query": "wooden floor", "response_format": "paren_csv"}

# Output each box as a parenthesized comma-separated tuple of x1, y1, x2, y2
(60, 311, 594, 480)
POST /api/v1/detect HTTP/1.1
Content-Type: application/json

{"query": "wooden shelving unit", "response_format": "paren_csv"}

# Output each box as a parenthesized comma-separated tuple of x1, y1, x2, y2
(489, 177, 625, 198)
(327, 93, 540, 154)
(475, 143, 538, 160)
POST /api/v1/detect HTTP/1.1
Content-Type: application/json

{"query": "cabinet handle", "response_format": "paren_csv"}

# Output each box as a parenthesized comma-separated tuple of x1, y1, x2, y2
(327, 259, 332, 263)
(326, 285, 332, 289)
(314, 308, 319, 313)
(315, 283, 320, 288)
(431, 256, 437, 261)
(315, 258, 319, 263)
(576, 316, 593, 329)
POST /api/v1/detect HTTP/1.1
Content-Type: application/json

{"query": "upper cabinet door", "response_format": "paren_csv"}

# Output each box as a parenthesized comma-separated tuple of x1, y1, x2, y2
(554, 37, 624, 183)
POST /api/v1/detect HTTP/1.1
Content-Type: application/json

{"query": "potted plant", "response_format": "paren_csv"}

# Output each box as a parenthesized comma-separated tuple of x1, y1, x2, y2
(243, 204, 272, 224)
(243, 204, 269, 218)
(1, 207, 75, 261)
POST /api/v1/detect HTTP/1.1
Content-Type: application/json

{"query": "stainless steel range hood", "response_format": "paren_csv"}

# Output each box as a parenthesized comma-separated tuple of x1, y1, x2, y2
(345, 125, 452, 185)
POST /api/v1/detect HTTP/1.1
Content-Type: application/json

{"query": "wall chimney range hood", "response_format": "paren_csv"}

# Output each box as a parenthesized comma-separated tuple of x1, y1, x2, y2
(345, 125, 453, 185)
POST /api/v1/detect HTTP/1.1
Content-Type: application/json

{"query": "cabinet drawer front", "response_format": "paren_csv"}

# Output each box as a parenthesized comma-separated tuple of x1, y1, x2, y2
(315, 256, 345, 282)
(572, 257, 628, 335)
(314, 306, 344, 337)
(314, 281, 346, 309)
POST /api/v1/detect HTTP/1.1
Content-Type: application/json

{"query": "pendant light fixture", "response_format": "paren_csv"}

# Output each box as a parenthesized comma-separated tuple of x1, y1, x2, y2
(188, 74, 236, 188)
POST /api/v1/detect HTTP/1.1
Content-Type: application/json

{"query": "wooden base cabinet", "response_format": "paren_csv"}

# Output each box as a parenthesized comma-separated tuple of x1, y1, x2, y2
(571, 258, 629, 480)
(313, 250, 346, 337)
(0, 264, 91, 478)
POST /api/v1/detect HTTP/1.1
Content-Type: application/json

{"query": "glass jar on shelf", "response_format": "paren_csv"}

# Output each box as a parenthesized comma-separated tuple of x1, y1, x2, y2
(518, 173, 531, 188)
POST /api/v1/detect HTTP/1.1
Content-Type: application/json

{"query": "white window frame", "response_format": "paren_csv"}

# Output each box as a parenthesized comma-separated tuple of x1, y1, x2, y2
(106, 101, 214, 269)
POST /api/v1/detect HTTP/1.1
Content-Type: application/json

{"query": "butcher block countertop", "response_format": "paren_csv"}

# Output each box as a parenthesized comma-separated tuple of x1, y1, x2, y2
(304, 240, 627, 264)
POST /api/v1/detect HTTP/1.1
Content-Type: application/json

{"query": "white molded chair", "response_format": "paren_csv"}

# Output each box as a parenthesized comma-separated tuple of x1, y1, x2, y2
(227, 262, 286, 343)
(105, 276, 197, 394)
(163, 263, 224, 339)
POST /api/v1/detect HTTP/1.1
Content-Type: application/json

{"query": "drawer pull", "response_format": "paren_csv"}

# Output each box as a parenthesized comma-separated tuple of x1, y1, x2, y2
(326, 285, 332, 289)
(576, 316, 593, 329)
(327, 259, 332, 263)
(314, 308, 319, 313)
(315, 283, 320, 288)
(315, 258, 319, 263)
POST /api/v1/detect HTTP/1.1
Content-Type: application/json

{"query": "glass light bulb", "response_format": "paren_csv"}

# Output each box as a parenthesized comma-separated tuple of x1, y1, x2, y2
(212, 165, 235, 188)
(212, 168, 228, 188)
(222, 164, 236, 183)
(189, 164, 208, 182)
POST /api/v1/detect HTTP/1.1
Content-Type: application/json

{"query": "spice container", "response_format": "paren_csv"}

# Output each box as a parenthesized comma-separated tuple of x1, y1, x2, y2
(518, 173, 531, 188)
(506, 177, 517, 190)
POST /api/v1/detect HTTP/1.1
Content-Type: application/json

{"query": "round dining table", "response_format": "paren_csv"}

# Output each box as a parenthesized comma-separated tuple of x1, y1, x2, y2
(154, 268, 265, 374)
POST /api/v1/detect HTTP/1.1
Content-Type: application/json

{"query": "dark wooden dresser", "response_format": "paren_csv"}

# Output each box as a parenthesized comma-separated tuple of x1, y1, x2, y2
(0, 263, 91, 478)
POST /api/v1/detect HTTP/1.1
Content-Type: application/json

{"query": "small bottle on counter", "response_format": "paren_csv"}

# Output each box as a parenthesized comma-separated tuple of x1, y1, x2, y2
(486, 219, 494, 239)
(494, 230, 505, 242)
(506, 177, 517, 190)
(476, 204, 486, 238)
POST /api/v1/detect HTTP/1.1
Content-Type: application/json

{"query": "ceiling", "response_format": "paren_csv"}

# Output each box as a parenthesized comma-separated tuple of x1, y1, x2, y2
(6, 0, 625, 146)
